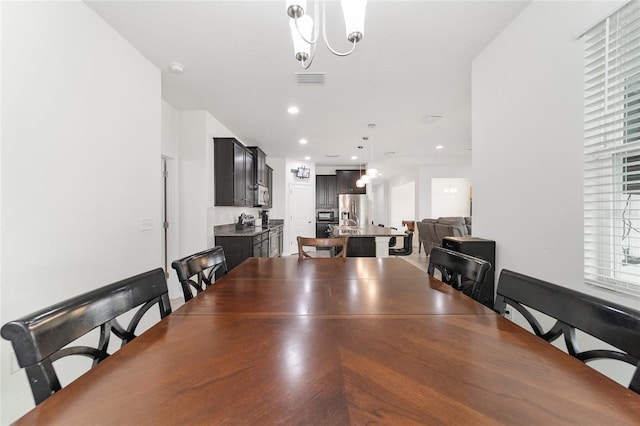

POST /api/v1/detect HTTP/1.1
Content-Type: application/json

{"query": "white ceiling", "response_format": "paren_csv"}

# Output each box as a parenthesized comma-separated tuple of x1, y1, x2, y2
(86, 0, 528, 181)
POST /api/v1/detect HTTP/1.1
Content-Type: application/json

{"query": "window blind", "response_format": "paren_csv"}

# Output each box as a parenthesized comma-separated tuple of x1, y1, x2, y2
(584, 0, 640, 296)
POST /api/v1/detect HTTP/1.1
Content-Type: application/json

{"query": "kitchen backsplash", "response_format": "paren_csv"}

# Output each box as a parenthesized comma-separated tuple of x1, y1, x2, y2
(210, 206, 262, 226)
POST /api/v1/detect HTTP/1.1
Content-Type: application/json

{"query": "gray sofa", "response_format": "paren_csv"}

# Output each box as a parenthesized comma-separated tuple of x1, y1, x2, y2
(418, 217, 471, 254)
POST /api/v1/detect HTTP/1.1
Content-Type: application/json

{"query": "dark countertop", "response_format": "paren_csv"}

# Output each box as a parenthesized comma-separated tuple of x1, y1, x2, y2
(329, 224, 407, 237)
(214, 220, 283, 237)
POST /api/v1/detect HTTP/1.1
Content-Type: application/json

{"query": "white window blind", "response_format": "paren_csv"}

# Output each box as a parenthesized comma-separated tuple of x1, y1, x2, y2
(584, 0, 640, 296)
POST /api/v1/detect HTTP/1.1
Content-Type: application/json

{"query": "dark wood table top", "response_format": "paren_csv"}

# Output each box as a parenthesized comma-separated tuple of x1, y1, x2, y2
(14, 257, 640, 425)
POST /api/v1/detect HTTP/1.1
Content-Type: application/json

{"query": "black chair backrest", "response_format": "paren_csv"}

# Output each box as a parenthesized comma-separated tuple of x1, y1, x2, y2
(0, 268, 171, 405)
(495, 269, 640, 393)
(171, 246, 228, 302)
(297, 236, 349, 259)
(378, 224, 397, 247)
(427, 246, 490, 301)
(389, 231, 413, 256)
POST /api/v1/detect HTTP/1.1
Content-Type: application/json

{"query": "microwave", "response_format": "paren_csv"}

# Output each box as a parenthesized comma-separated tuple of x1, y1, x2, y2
(256, 185, 270, 206)
(317, 211, 335, 221)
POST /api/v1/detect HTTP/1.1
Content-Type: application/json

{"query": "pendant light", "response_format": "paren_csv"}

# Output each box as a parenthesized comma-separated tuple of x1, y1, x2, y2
(365, 125, 379, 179)
(355, 145, 365, 188)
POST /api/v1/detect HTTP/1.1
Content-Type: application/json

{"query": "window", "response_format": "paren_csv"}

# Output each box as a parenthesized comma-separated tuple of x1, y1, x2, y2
(584, 0, 640, 296)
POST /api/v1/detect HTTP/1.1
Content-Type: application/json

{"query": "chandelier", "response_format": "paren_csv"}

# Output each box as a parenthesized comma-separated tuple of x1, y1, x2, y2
(286, 0, 368, 69)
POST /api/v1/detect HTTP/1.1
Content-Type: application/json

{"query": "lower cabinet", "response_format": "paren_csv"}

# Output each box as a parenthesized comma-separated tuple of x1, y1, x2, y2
(215, 227, 282, 272)
(216, 231, 269, 271)
(268, 225, 283, 257)
(253, 232, 269, 258)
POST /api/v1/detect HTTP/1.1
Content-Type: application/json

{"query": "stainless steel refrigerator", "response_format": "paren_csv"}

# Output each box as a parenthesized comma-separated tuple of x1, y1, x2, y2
(338, 194, 371, 227)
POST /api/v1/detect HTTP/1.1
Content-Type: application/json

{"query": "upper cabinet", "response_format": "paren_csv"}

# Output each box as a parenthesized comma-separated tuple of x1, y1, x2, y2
(316, 175, 338, 208)
(266, 165, 273, 209)
(247, 146, 267, 186)
(214, 138, 255, 207)
(336, 170, 366, 194)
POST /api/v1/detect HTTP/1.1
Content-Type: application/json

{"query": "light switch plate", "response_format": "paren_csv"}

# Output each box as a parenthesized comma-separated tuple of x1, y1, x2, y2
(139, 217, 153, 231)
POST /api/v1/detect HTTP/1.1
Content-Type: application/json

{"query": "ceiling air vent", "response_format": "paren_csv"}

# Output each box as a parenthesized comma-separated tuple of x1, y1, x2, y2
(326, 154, 340, 158)
(296, 72, 326, 85)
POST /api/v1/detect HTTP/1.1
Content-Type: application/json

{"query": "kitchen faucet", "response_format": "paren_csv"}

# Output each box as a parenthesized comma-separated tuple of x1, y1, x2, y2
(345, 218, 358, 227)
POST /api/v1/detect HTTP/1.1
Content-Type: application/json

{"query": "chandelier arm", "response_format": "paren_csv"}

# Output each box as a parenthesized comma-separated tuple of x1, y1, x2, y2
(321, 1, 358, 57)
(294, 15, 319, 45)
(300, 43, 317, 69)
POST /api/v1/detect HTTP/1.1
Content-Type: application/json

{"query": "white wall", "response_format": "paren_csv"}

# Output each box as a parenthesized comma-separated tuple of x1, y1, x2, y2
(177, 112, 267, 254)
(268, 157, 287, 222)
(390, 181, 416, 229)
(431, 178, 472, 218)
(177, 111, 210, 256)
(472, 0, 636, 308)
(1, 2, 162, 423)
(371, 182, 388, 226)
(417, 163, 471, 220)
(472, 0, 635, 387)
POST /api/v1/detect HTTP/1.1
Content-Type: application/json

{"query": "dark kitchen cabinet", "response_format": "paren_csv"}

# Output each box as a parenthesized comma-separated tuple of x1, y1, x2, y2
(245, 150, 255, 206)
(215, 230, 269, 271)
(247, 146, 268, 186)
(253, 231, 269, 258)
(269, 225, 283, 257)
(336, 169, 366, 194)
(316, 175, 337, 208)
(214, 138, 255, 207)
(266, 165, 273, 209)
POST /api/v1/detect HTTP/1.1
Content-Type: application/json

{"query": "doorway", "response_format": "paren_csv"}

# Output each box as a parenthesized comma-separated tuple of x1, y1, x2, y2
(161, 156, 179, 298)
(288, 183, 314, 255)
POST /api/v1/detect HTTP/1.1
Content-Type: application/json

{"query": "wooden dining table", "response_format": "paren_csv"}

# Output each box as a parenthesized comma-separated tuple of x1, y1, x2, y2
(14, 257, 640, 425)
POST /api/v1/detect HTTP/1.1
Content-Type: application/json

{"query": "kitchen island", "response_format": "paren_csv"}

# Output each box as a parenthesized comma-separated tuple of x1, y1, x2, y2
(329, 224, 407, 257)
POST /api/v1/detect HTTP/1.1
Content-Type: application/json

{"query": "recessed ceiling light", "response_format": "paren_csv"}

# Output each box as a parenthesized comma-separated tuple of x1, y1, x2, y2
(288, 106, 299, 114)
(436, 145, 444, 150)
(304, 156, 311, 160)
(299, 139, 308, 144)
(351, 156, 358, 160)
(169, 62, 185, 74)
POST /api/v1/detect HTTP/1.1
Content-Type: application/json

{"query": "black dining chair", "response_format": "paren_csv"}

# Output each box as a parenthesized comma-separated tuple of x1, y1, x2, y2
(495, 269, 640, 394)
(427, 246, 490, 302)
(171, 246, 229, 303)
(378, 224, 397, 248)
(0, 268, 172, 405)
(389, 231, 413, 256)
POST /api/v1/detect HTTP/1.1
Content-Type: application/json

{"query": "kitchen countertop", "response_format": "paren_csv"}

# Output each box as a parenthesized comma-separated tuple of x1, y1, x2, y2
(329, 224, 407, 237)
(214, 220, 283, 237)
